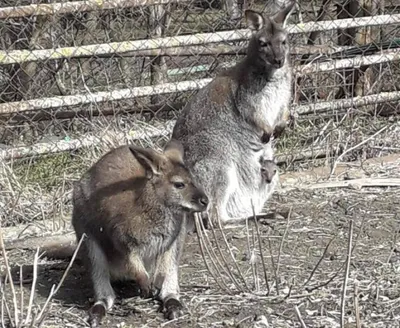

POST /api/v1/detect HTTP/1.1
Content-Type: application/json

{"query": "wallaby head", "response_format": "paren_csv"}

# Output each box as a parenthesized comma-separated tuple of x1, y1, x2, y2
(245, 0, 296, 69)
(260, 159, 278, 184)
(129, 140, 208, 213)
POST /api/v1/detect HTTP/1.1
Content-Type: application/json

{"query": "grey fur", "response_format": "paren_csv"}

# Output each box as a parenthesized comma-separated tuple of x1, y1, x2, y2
(171, 2, 295, 225)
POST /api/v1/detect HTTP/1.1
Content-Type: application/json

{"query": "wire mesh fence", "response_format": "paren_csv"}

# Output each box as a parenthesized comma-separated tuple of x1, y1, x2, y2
(0, 0, 400, 227)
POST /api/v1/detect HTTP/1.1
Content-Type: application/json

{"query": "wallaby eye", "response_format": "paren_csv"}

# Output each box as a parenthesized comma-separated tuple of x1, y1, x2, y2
(282, 40, 287, 45)
(259, 40, 270, 47)
(173, 182, 185, 189)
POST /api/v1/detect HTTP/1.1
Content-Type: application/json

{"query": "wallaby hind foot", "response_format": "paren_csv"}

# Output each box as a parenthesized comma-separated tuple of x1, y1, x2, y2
(163, 298, 183, 320)
(88, 303, 107, 328)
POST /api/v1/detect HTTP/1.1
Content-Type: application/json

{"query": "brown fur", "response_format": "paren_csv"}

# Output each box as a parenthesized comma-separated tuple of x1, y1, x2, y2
(71, 141, 208, 327)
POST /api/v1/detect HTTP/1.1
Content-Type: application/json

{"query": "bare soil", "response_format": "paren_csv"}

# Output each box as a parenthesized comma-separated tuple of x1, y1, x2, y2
(2, 159, 400, 328)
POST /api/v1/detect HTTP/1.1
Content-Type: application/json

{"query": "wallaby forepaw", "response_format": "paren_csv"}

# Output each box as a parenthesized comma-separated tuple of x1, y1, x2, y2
(139, 284, 154, 299)
(88, 303, 106, 328)
(163, 298, 184, 320)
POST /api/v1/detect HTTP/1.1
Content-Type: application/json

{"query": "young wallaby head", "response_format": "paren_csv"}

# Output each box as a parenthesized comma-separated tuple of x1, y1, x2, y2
(260, 157, 278, 184)
(129, 140, 208, 213)
(245, 0, 296, 69)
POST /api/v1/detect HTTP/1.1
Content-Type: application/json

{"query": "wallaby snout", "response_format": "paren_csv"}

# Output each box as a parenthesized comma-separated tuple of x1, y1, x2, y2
(192, 188, 209, 212)
(273, 57, 285, 69)
(260, 159, 278, 184)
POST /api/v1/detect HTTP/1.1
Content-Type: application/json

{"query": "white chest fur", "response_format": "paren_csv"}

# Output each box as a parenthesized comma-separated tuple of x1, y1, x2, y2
(250, 68, 291, 127)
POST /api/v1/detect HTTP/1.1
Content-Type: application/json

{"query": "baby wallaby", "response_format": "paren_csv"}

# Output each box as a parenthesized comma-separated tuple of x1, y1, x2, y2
(71, 141, 208, 327)
(260, 120, 286, 183)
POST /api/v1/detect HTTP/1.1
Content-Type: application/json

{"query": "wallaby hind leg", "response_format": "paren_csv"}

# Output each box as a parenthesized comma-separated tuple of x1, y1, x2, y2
(127, 251, 152, 299)
(154, 220, 187, 320)
(85, 238, 115, 328)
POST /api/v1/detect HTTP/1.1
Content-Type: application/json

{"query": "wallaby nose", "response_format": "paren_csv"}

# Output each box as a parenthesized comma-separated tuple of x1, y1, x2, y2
(199, 195, 209, 207)
(265, 169, 277, 183)
(274, 58, 284, 68)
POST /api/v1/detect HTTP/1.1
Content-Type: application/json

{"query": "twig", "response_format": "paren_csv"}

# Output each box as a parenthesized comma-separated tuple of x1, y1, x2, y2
(275, 207, 292, 292)
(18, 266, 23, 328)
(246, 218, 258, 291)
(251, 221, 259, 292)
(251, 202, 270, 295)
(1, 279, 7, 328)
(303, 235, 337, 287)
(307, 216, 364, 293)
(35, 233, 86, 324)
(24, 248, 39, 326)
(198, 214, 233, 292)
(267, 236, 278, 296)
(294, 305, 308, 328)
(194, 214, 230, 293)
(2, 279, 13, 328)
(386, 224, 399, 264)
(330, 126, 389, 176)
(215, 210, 251, 292)
(206, 210, 246, 292)
(0, 223, 19, 327)
(354, 282, 361, 328)
(341, 220, 354, 328)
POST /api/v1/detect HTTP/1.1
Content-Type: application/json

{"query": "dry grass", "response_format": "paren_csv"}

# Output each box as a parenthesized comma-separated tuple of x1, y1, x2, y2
(1, 156, 400, 327)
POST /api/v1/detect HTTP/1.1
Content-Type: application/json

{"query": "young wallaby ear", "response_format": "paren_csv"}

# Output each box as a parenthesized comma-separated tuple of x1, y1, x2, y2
(245, 10, 265, 31)
(128, 145, 162, 178)
(273, 120, 287, 139)
(163, 139, 184, 164)
(272, 0, 296, 27)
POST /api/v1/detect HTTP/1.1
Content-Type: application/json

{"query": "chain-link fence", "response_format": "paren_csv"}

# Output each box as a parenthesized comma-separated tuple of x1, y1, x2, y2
(0, 0, 400, 226)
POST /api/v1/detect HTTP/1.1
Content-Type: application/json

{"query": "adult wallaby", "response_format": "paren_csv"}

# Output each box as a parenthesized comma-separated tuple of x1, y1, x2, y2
(171, 2, 295, 226)
(71, 141, 208, 327)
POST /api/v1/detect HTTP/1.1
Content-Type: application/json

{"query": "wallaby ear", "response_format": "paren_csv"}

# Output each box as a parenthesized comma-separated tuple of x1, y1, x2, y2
(128, 145, 162, 178)
(164, 139, 184, 164)
(245, 10, 265, 31)
(272, 0, 296, 27)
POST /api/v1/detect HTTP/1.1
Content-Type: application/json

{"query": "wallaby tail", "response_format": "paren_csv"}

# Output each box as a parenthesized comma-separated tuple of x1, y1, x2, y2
(4, 233, 79, 261)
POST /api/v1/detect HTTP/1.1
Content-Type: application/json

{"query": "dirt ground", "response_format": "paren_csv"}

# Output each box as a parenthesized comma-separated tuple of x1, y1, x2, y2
(2, 158, 400, 328)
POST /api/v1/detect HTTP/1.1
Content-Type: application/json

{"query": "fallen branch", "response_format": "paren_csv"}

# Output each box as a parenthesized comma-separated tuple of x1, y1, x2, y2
(294, 305, 308, 328)
(304, 178, 400, 190)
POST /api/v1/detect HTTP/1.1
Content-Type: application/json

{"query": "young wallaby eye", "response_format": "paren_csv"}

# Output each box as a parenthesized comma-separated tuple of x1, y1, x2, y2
(259, 40, 270, 47)
(173, 182, 186, 189)
(282, 39, 287, 45)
